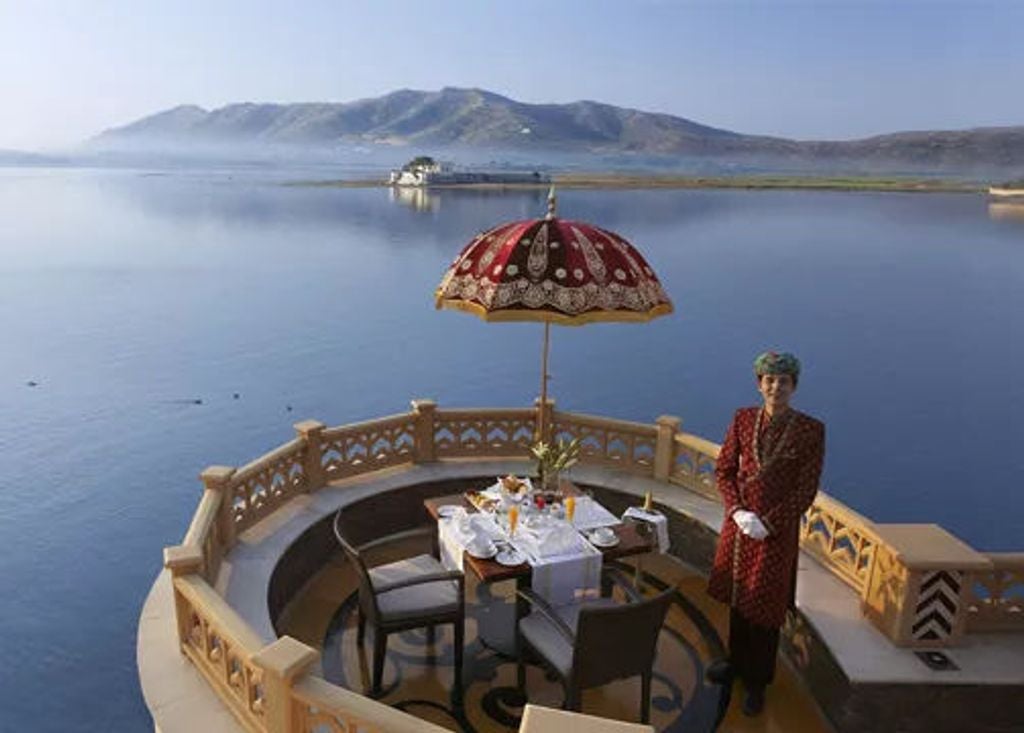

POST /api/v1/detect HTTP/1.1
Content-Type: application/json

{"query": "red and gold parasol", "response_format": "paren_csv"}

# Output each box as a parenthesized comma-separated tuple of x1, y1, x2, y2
(435, 189, 673, 436)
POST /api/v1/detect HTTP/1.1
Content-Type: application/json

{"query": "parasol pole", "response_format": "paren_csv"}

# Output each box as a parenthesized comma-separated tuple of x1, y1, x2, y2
(539, 319, 551, 441)
(537, 186, 557, 443)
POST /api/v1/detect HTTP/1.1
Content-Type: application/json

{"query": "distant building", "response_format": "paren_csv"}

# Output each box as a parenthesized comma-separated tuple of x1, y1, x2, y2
(389, 156, 550, 187)
(989, 181, 1024, 201)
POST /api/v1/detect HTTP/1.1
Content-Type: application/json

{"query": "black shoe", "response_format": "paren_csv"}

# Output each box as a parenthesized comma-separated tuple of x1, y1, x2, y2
(705, 659, 734, 685)
(742, 687, 765, 717)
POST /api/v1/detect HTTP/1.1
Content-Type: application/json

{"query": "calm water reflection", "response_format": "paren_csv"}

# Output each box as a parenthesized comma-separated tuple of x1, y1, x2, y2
(1, 167, 1022, 730)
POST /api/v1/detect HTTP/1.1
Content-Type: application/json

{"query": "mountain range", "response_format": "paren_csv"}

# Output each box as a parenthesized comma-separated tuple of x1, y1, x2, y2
(92, 87, 1024, 173)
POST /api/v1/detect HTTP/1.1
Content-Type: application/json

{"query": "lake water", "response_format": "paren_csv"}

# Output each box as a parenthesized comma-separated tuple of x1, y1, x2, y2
(1, 167, 1022, 731)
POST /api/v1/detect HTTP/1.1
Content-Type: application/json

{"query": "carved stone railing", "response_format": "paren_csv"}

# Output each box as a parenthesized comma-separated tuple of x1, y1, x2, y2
(320, 413, 417, 482)
(800, 493, 880, 595)
(290, 675, 450, 733)
(966, 553, 1024, 631)
(164, 547, 268, 732)
(160, 399, 1023, 733)
(183, 488, 226, 584)
(433, 406, 536, 458)
(552, 411, 658, 476)
(668, 431, 719, 500)
(230, 439, 309, 535)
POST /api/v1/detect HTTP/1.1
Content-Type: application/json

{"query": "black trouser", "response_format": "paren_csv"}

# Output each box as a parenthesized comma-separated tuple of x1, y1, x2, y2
(728, 608, 779, 690)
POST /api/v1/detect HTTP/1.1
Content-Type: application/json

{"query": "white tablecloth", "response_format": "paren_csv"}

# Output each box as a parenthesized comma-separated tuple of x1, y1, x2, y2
(512, 526, 602, 606)
(436, 485, 622, 606)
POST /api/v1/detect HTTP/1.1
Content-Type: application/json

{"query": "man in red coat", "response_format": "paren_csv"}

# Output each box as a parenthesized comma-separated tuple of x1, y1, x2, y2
(706, 351, 825, 716)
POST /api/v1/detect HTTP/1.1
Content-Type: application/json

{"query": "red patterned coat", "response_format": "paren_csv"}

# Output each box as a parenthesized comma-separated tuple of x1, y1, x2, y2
(707, 407, 825, 628)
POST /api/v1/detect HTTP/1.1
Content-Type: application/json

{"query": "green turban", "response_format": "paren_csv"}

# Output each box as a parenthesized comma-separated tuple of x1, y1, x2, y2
(753, 351, 801, 379)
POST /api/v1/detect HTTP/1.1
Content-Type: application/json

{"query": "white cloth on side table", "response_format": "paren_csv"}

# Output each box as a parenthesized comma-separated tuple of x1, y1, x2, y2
(622, 506, 670, 553)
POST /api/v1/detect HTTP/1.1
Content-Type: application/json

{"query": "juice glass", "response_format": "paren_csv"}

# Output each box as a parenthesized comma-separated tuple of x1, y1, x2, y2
(565, 495, 576, 523)
(508, 505, 519, 537)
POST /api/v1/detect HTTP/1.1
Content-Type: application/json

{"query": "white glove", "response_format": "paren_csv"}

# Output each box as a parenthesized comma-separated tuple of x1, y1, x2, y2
(732, 509, 769, 540)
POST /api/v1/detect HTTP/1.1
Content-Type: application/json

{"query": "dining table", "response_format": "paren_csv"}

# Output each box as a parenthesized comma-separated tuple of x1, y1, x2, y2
(422, 481, 659, 655)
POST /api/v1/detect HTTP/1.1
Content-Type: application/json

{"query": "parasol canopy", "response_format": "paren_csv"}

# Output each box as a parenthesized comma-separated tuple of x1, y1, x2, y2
(435, 190, 673, 437)
(435, 194, 672, 325)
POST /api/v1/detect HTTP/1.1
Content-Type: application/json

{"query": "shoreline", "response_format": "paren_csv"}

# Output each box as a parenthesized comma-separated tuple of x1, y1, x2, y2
(290, 173, 985, 194)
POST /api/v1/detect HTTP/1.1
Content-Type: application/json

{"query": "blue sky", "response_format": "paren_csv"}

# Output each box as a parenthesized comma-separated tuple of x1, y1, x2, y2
(1, 0, 1022, 149)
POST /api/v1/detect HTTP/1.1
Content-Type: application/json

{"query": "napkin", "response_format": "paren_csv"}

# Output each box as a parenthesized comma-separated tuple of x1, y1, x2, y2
(623, 506, 670, 553)
(437, 511, 502, 571)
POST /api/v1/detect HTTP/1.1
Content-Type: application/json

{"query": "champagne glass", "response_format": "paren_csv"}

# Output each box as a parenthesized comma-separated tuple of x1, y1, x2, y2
(508, 505, 520, 537)
(565, 495, 576, 524)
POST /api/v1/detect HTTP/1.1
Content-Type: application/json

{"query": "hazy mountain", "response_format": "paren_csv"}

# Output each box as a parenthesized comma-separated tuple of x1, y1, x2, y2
(92, 88, 1024, 173)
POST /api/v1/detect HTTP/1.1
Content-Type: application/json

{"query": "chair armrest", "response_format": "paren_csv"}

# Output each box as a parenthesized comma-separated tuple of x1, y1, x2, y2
(358, 526, 435, 554)
(601, 565, 643, 603)
(516, 588, 576, 645)
(373, 570, 464, 595)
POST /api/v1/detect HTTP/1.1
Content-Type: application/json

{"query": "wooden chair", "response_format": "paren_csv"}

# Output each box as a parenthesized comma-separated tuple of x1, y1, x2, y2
(516, 567, 673, 723)
(333, 510, 465, 699)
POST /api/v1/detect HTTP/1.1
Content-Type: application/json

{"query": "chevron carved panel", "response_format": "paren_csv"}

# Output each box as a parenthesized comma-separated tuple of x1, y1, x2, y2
(912, 570, 962, 641)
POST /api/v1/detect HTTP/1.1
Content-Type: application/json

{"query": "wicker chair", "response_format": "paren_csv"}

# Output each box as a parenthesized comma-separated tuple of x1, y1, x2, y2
(333, 510, 465, 699)
(516, 567, 673, 723)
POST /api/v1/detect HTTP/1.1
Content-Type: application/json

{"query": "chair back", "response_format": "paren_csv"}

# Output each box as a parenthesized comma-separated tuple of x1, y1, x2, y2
(332, 510, 380, 619)
(571, 588, 673, 689)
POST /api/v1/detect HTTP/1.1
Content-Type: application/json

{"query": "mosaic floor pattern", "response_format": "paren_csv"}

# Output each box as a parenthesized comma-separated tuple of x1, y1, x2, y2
(278, 541, 833, 733)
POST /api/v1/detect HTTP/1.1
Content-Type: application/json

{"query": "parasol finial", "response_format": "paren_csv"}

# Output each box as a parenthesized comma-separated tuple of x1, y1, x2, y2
(545, 186, 557, 220)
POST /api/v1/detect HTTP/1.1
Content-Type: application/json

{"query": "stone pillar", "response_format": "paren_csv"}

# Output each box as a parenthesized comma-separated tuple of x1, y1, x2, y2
(861, 524, 992, 647)
(653, 415, 682, 482)
(201, 465, 237, 549)
(251, 636, 320, 733)
(411, 399, 437, 463)
(293, 419, 326, 490)
(163, 544, 204, 650)
(534, 396, 556, 443)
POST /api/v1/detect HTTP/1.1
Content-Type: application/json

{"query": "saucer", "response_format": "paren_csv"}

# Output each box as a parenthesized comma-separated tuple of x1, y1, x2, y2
(495, 549, 526, 566)
(589, 531, 619, 548)
(438, 505, 461, 518)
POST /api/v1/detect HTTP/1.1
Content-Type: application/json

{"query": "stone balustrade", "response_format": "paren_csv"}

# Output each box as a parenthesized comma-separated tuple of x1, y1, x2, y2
(966, 552, 1024, 631)
(162, 399, 1024, 733)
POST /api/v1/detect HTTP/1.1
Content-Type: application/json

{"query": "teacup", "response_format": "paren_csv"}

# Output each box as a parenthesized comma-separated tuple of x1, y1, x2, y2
(467, 539, 496, 558)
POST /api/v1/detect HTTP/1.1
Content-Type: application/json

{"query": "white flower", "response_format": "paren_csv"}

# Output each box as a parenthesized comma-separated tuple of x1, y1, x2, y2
(555, 268, 567, 279)
(574, 268, 585, 280)
(614, 269, 626, 280)
(506, 264, 519, 276)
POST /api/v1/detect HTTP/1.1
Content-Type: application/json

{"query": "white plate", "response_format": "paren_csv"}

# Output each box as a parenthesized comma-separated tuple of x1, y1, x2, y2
(437, 505, 461, 518)
(589, 532, 620, 548)
(495, 549, 527, 566)
(467, 544, 498, 559)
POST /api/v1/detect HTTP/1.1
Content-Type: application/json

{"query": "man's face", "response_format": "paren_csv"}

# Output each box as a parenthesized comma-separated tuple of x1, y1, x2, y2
(758, 373, 796, 411)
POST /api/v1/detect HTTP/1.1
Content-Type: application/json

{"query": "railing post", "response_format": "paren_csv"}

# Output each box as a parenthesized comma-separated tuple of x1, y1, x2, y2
(294, 419, 326, 490)
(534, 396, 555, 443)
(163, 545, 204, 649)
(252, 636, 320, 733)
(201, 465, 237, 549)
(861, 524, 992, 647)
(653, 415, 681, 482)
(411, 399, 437, 463)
